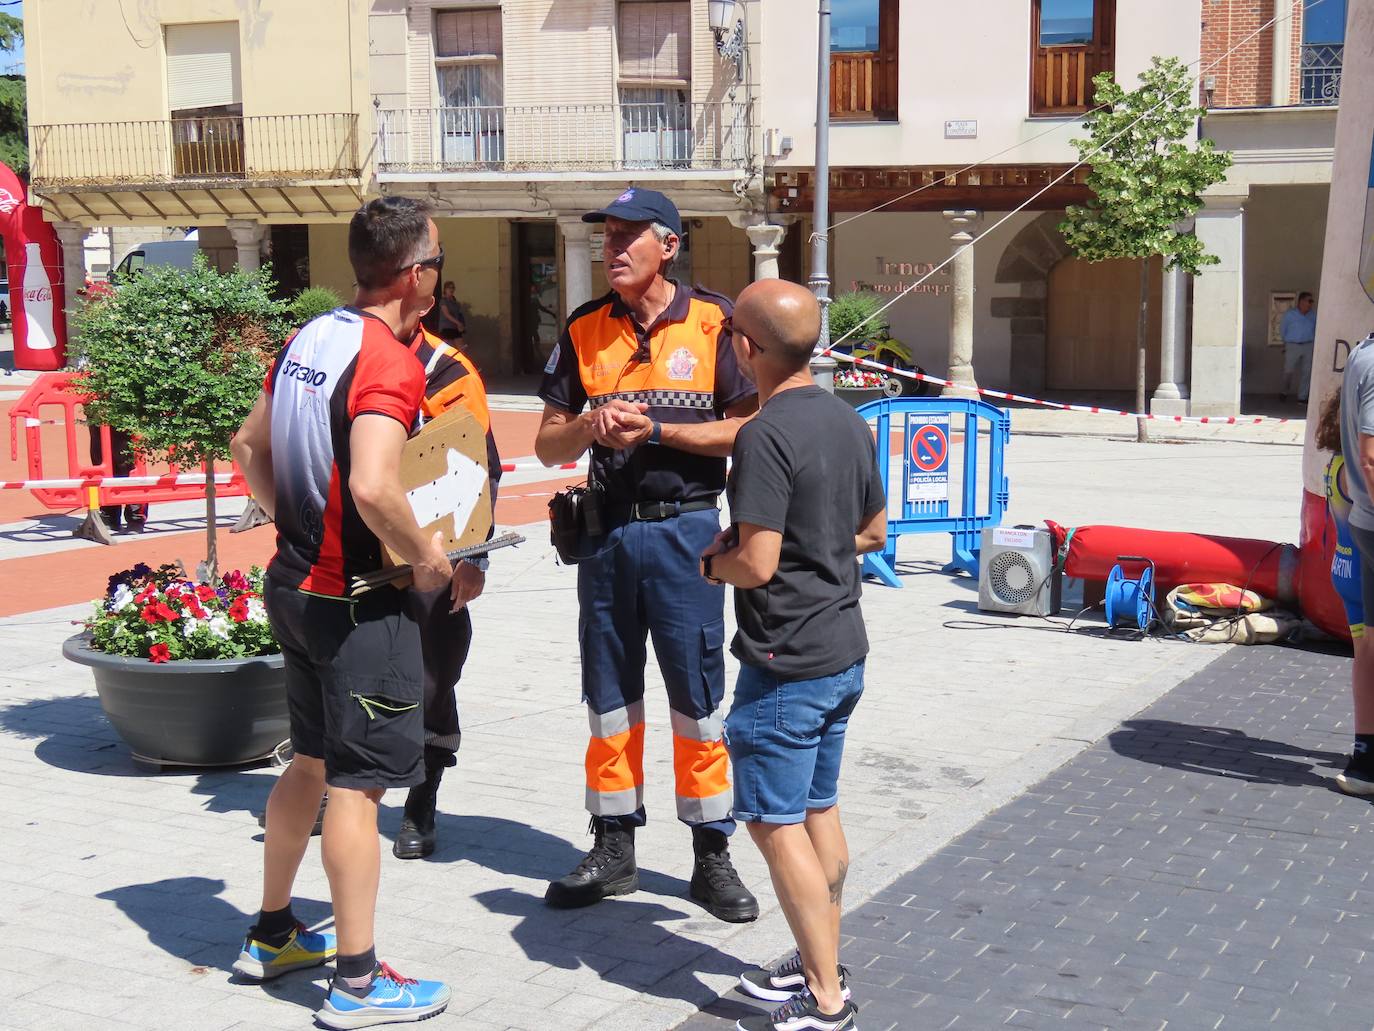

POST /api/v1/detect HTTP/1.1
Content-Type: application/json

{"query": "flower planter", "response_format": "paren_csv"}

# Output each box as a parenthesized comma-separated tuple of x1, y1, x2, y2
(63, 632, 288, 768)
(837, 388, 886, 408)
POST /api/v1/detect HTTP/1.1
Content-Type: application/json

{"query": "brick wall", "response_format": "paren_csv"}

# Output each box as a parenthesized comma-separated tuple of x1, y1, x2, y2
(1199, 0, 1304, 108)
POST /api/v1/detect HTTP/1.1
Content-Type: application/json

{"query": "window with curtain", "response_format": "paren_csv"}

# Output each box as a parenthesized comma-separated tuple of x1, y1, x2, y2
(831, 0, 878, 52)
(617, 1, 690, 84)
(434, 8, 504, 164)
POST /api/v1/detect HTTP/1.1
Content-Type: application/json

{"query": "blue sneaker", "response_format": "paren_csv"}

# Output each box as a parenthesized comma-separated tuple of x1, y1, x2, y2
(232, 922, 336, 980)
(316, 963, 451, 1029)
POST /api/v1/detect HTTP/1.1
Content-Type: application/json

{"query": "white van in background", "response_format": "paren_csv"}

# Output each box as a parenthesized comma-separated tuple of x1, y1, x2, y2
(107, 240, 201, 284)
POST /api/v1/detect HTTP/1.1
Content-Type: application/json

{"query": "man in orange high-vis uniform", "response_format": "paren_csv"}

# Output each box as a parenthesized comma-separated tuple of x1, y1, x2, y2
(390, 327, 503, 860)
(535, 187, 759, 922)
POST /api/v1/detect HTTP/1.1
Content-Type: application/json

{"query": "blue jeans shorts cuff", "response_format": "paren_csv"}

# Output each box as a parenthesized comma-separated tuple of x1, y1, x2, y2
(735, 808, 808, 825)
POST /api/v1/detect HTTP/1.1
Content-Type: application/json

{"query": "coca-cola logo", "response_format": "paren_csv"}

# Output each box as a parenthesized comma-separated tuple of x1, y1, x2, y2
(0, 188, 19, 214)
(25, 287, 52, 303)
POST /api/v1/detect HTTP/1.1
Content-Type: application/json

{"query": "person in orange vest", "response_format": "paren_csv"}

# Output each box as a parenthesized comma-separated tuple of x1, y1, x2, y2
(392, 325, 503, 859)
(535, 188, 759, 921)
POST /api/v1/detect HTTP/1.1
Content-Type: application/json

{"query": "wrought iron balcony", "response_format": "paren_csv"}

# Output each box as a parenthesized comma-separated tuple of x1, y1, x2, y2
(375, 102, 752, 174)
(1300, 44, 1342, 106)
(30, 113, 361, 190)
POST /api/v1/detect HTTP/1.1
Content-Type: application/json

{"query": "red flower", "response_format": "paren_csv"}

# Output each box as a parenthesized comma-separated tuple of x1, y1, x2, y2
(135, 584, 158, 604)
(187, 600, 208, 620)
(141, 602, 180, 624)
(148, 643, 172, 664)
(195, 585, 218, 603)
(228, 599, 249, 624)
(222, 570, 250, 592)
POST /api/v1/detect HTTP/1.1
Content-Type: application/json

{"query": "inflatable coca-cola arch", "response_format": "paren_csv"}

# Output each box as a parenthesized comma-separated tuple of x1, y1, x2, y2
(0, 160, 67, 370)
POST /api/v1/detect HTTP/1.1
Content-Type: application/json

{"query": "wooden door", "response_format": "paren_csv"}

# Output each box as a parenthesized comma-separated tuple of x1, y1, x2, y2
(1030, 0, 1116, 115)
(1046, 255, 1162, 392)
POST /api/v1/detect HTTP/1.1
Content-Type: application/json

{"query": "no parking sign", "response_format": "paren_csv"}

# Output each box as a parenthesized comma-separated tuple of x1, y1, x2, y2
(905, 416, 950, 504)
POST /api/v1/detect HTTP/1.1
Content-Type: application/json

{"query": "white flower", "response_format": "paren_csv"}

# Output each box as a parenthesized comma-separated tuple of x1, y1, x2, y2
(110, 584, 135, 612)
(182, 618, 204, 638)
(246, 598, 268, 623)
(207, 616, 231, 640)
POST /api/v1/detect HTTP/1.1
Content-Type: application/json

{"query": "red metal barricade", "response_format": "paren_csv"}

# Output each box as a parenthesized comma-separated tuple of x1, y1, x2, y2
(8, 372, 249, 512)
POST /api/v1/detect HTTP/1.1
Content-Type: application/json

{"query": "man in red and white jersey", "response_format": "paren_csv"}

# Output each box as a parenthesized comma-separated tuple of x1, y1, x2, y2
(230, 197, 455, 1028)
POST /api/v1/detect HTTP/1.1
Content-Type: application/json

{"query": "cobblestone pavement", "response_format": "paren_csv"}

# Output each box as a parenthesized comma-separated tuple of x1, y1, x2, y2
(0, 432, 1309, 1031)
(680, 645, 1374, 1031)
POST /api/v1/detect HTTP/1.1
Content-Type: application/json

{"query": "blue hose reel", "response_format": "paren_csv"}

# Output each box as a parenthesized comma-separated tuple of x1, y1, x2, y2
(1104, 556, 1156, 631)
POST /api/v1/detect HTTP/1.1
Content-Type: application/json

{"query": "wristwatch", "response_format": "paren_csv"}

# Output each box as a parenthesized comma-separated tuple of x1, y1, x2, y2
(646, 420, 663, 445)
(462, 555, 490, 572)
(702, 553, 723, 585)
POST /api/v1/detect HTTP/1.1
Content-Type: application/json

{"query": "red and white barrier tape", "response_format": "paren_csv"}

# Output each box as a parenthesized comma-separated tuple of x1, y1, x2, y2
(499, 459, 585, 473)
(826, 351, 1293, 426)
(0, 472, 243, 491)
(0, 463, 584, 491)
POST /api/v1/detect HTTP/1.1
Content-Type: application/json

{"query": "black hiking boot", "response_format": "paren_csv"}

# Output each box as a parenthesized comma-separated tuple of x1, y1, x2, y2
(544, 817, 638, 908)
(690, 827, 759, 923)
(393, 764, 444, 860)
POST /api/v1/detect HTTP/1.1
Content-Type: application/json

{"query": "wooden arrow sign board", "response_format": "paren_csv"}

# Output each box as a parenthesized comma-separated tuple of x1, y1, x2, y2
(383, 403, 492, 568)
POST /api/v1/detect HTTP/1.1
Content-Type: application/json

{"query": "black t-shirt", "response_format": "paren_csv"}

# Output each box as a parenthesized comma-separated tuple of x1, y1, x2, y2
(538, 284, 756, 505)
(727, 386, 886, 681)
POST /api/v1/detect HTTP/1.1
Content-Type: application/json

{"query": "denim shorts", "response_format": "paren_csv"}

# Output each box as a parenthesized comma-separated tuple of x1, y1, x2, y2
(724, 659, 865, 824)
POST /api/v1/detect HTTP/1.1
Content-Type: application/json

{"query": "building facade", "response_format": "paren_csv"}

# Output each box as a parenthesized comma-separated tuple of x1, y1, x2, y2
(754, 0, 1343, 416)
(24, 0, 775, 376)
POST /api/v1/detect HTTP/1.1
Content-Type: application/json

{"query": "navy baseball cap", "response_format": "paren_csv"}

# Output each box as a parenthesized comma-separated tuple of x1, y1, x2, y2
(582, 187, 682, 237)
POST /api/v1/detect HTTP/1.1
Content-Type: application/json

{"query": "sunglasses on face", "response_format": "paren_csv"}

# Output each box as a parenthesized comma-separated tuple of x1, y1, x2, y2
(401, 245, 445, 276)
(722, 314, 765, 353)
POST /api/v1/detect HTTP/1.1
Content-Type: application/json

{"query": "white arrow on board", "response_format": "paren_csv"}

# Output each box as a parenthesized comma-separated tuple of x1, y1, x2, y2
(407, 447, 487, 532)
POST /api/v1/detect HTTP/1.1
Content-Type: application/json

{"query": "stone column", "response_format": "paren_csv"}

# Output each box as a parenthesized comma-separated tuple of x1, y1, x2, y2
(226, 219, 265, 271)
(942, 210, 981, 397)
(1272, 1, 1295, 107)
(558, 218, 594, 315)
(745, 223, 787, 280)
(53, 221, 88, 328)
(1151, 264, 1191, 416)
(1189, 193, 1247, 417)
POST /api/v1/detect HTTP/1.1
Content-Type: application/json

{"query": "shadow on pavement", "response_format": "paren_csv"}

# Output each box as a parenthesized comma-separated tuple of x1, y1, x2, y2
(1108, 719, 1346, 788)
(391, 810, 694, 897)
(475, 885, 749, 1010)
(0, 692, 140, 776)
(96, 875, 332, 1012)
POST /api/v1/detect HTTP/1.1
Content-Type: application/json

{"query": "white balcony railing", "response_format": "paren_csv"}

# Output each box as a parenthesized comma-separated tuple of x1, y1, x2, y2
(376, 102, 752, 173)
(31, 114, 360, 189)
(1300, 44, 1343, 106)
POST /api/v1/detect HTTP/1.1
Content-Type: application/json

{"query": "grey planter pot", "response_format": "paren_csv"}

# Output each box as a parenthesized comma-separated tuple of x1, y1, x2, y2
(63, 633, 288, 768)
(837, 388, 886, 408)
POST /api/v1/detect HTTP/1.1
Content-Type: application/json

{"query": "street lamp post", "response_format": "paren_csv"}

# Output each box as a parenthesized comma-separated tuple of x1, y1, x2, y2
(809, 0, 836, 391)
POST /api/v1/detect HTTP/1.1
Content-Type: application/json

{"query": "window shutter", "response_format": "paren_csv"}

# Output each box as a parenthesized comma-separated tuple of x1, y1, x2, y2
(165, 22, 242, 111)
(436, 9, 503, 58)
(618, 1, 690, 82)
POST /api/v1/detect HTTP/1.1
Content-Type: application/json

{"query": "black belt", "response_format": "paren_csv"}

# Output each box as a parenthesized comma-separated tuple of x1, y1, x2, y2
(613, 496, 719, 523)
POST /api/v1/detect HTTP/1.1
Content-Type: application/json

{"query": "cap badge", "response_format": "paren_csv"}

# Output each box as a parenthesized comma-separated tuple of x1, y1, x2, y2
(617, 189, 636, 203)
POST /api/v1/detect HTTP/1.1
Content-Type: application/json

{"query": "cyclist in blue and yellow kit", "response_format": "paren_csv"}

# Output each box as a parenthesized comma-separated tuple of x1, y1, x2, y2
(1318, 391, 1374, 795)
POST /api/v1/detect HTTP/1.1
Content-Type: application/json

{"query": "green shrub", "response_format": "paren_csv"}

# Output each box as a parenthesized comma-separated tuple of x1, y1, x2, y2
(287, 285, 345, 328)
(827, 291, 888, 347)
(72, 254, 288, 465)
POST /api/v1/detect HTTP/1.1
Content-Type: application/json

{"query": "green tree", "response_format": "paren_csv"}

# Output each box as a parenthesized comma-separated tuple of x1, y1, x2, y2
(1060, 56, 1232, 442)
(72, 256, 289, 578)
(0, 13, 25, 174)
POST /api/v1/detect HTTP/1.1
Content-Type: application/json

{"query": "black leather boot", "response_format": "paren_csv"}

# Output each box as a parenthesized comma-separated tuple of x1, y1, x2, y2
(544, 817, 638, 908)
(690, 827, 759, 923)
(393, 764, 444, 860)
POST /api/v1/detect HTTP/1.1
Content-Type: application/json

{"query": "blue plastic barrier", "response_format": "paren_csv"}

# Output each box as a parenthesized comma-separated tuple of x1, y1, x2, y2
(855, 397, 1011, 587)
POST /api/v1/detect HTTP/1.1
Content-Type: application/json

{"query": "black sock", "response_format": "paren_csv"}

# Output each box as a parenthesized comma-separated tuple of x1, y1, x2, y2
(334, 948, 378, 997)
(1353, 735, 1374, 768)
(251, 904, 296, 947)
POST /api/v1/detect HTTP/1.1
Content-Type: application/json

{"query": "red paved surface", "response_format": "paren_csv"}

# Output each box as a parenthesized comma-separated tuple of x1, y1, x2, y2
(0, 409, 573, 617)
